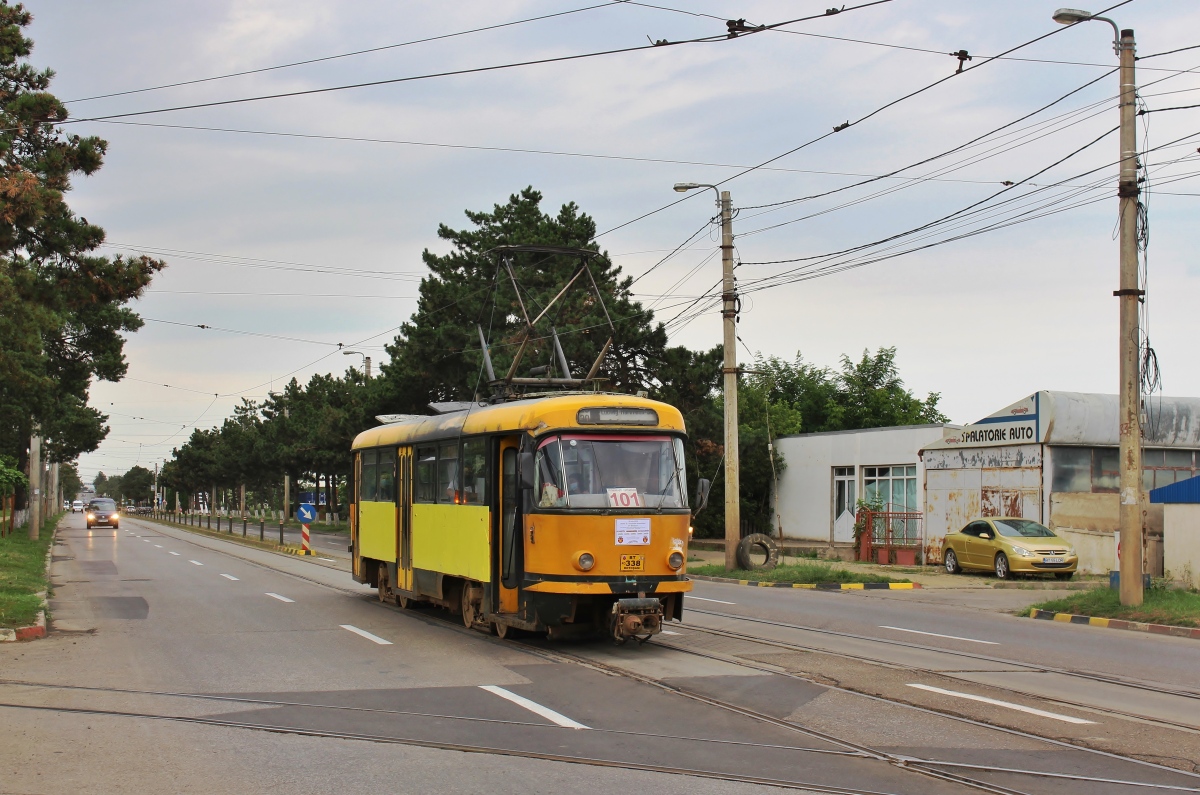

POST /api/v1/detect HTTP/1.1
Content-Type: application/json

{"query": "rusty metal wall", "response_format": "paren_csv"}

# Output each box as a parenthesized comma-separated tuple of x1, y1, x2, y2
(923, 445, 1043, 563)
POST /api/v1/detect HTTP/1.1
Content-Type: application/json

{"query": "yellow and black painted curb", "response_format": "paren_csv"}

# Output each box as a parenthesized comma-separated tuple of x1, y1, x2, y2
(689, 574, 920, 590)
(1029, 608, 1200, 640)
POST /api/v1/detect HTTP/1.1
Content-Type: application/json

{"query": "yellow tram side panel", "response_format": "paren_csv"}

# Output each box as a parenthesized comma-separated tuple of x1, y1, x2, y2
(358, 500, 397, 562)
(411, 504, 491, 583)
(523, 512, 692, 593)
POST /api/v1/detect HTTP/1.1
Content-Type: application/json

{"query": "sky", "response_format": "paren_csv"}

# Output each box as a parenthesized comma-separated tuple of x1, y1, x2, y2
(25, 0, 1200, 482)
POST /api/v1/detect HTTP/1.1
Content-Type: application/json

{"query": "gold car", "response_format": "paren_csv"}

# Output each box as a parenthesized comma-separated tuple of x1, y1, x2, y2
(942, 518, 1078, 580)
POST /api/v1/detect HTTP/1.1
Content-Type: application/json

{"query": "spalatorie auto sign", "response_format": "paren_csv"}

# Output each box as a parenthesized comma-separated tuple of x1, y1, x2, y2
(943, 393, 1045, 447)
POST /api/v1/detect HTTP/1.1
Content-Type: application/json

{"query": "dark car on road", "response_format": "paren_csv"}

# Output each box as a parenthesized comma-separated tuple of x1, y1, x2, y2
(86, 498, 120, 530)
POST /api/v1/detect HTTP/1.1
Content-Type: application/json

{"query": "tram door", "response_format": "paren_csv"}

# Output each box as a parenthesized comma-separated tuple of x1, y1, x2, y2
(496, 437, 521, 613)
(397, 447, 413, 593)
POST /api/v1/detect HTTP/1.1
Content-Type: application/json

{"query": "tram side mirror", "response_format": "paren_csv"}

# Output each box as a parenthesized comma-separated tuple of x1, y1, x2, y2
(692, 478, 711, 516)
(518, 451, 535, 490)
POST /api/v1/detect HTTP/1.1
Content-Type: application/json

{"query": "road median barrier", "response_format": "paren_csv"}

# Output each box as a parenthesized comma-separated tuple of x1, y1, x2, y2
(140, 516, 309, 558)
(690, 574, 920, 590)
(1029, 608, 1200, 640)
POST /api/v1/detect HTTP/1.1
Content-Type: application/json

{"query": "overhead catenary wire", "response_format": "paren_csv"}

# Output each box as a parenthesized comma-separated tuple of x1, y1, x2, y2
(56, 1, 894, 127)
(592, 0, 1137, 241)
(63, 1, 629, 104)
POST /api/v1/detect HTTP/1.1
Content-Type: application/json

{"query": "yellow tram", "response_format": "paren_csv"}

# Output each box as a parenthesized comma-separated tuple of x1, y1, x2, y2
(350, 392, 693, 641)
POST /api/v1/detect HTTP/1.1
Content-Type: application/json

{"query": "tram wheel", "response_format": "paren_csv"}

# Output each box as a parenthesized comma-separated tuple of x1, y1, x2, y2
(376, 563, 393, 603)
(461, 581, 480, 628)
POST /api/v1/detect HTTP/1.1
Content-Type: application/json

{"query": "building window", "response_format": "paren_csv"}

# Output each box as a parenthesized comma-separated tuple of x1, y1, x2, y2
(863, 466, 917, 511)
(1051, 447, 1199, 493)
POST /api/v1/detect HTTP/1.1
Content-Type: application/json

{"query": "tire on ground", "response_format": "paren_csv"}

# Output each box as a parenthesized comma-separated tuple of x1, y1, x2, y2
(736, 533, 780, 571)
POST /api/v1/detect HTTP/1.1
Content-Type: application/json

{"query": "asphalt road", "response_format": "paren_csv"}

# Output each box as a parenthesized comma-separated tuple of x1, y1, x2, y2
(2, 513, 1197, 794)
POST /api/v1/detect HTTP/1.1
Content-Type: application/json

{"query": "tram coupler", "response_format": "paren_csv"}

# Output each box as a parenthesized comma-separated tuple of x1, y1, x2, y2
(610, 597, 664, 644)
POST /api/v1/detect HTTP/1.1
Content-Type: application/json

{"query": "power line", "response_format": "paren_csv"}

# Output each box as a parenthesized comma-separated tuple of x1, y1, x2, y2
(59, 2, 893, 127)
(592, 0, 1136, 240)
(738, 70, 1119, 217)
(737, 129, 1200, 290)
(65, 2, 626, 104)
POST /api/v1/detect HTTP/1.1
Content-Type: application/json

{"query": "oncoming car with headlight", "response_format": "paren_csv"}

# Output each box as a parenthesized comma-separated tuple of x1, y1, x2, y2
(942, 517, 1077, 580)
(350, 393, 693, 643)
(85, 498, 119, 530)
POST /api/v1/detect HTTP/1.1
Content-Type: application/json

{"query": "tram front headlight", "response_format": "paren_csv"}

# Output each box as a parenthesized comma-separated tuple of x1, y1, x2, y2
(576, 552, 595, 572)
(667, 551, 684, 570)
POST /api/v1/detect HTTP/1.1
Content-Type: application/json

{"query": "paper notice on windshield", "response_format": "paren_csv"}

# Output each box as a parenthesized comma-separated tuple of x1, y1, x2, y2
(607, 488, 645, 508)
(615, 518, 650, 546)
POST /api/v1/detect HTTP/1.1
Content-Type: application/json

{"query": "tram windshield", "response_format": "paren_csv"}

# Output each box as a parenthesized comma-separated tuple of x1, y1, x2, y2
(534, 434, 687, 510)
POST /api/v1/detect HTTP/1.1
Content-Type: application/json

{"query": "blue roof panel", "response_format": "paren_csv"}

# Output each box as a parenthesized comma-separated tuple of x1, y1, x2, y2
(1149, 474, 1200, 504)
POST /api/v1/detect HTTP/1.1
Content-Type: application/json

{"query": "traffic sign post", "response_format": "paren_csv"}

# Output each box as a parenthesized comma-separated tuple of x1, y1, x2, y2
(297, 503, 316, 555)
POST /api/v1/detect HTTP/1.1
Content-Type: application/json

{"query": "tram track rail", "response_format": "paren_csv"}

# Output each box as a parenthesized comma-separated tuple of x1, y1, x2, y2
(685, 607, 1200, 702)
(99, 519, 1200, 792)
(0, 698, 900, 795)
(524, 638, 1200, 795)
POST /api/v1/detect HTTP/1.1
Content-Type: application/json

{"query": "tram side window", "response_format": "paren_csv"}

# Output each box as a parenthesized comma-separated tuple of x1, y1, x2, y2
(360, 449, 378, 502)
(438, 442, 459, 503)
(461, 438, 488, 504)
(377, 448, 397, 503)
(415, 447, 436, 503)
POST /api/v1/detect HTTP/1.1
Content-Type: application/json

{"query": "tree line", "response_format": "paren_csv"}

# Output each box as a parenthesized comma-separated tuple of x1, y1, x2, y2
(159, 189, 946, 536)
(0, 5, 163, 517)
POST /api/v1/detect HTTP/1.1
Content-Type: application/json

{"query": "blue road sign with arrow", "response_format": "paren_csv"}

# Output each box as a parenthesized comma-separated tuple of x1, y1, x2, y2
(297, 503, 317, 524)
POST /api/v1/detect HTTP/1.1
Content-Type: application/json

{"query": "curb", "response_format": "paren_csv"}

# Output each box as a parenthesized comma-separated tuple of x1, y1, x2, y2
(1029, 608, 1200, 640)
(690, 574, 920, 590)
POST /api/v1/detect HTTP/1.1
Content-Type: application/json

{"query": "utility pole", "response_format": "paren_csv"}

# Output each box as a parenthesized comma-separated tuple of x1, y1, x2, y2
(1116, 26, 1143, 607)
(28, 432, 41, 540)
(283, 405, 291, 523)
(719, 190, 741, 571)
(673, 182, 742, 570)
(365, 356, 372, 379)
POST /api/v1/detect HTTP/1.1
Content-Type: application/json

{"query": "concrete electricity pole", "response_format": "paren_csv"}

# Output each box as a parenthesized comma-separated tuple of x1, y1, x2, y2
(718, 191, 741, 570)
(28, 432, 41, 540)
(673, 183, 740, 569)
(1115, 26, 1144, 607)
(1054, 9, 1142, 605)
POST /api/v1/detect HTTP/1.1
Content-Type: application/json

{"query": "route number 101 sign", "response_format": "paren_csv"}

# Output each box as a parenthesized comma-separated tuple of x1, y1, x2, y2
(606, 488, 644, 508)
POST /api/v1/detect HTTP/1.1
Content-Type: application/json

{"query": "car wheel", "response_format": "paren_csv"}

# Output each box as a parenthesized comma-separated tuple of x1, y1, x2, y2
(944, 549, 962, 574)
(994, 552, 1011, 580)
(1054, 571, 1074, 581)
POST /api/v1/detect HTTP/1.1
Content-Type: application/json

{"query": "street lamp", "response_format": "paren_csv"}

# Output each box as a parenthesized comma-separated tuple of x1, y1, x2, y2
(1054, 7, 1143, 606)
(343, 349, 371, 379)
(673, 181, 742, 570)
(1052, 8, 1120, 50)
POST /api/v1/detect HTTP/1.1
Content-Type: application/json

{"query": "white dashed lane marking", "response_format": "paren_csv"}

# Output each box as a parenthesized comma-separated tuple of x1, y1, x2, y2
(686, 595, 736, 605)
(189, 560, 203, 566)
(154, 544, 163, 548)
(265, 593, 294, 603)
(340, 624, 391, 645)
(220, 574, 239, 581)
(880, 626, 998, 645)
(168, 551, 180, 556)
(907, 684, 1096, 724)
(479, 685, 590, 729)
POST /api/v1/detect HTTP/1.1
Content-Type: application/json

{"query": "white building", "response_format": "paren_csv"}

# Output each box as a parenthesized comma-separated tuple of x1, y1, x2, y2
(773, 425, 951, 554)
(922, 391, 1200, 575)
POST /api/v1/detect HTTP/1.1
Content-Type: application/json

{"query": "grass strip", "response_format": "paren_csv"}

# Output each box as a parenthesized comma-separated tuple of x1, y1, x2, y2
(0, 512, 59, 628)
(689, 561, 908, 584)
(1029, 586, 1200, 628)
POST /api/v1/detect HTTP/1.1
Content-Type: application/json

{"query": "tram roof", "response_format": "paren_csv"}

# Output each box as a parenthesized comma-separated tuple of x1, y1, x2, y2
(351, 393, 685, 450)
